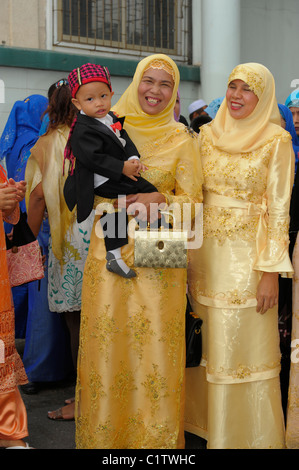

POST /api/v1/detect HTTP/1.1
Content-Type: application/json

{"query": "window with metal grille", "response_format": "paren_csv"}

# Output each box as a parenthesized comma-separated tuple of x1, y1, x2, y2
(53, 0, 192, 62)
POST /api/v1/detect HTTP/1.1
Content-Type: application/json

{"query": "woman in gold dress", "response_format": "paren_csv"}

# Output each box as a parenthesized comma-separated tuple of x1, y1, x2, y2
(185, 63, 295, 449)
(74, 54, 203, 449)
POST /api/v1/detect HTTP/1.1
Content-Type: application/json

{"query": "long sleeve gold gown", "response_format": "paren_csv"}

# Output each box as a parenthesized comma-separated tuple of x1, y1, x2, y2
(186, 126, 294, 449)
(75, 127, 202, 449)
(74, 53, 203, 450)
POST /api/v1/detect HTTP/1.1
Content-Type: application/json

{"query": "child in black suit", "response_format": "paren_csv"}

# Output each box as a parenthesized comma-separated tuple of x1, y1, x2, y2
(64, 63, 158, 278)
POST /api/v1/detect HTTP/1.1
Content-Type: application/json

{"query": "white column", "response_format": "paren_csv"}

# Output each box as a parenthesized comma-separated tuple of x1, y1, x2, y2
(192, 0, 202, 66)
(201, 0, 241, 104)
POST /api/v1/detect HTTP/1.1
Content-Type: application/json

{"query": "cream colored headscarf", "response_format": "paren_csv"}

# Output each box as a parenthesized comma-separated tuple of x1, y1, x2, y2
(112, 54, 182, 148)
(204, 62, 288, 154)
(112, 54, 203, 201)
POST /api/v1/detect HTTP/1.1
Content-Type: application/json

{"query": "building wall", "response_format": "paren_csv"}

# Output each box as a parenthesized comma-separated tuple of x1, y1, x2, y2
(1, 0, 299, 135)
(0, 50, 199, 136)
(0, 64, 197, 131)
(191, 0, 299, 106)
(240, 0, 299, 105)
(0, 1, 200, 135)
(0, 0, 47, 49)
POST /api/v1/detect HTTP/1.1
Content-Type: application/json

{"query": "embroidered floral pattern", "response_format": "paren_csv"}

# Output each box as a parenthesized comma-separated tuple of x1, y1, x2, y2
(208, 360, 281, 382)
(92, 305, 120, 362)
(200, 135, 290, 249)
(142, 364, 169, 416)
(126, 306, 156, 360)
(203, 206, 259, 245)
(228, 65, 265, 98)
(76, 160, 197, 448)
(110, 362, 137, 409)
(89, 362, 106, 411)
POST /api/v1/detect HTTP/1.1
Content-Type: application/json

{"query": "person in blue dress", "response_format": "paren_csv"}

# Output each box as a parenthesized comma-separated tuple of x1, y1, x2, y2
(0, 95, 48, 338)
(0, 92, 74, 394)
(278, 103, 299, 174)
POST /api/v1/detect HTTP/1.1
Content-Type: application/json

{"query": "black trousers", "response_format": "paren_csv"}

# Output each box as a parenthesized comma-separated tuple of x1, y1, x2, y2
(95, 175, 157, 251)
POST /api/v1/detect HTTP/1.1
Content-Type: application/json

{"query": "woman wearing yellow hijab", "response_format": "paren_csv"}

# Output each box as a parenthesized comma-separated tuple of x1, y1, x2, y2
(75, 54, 203, 449)
(185, 63, 295, 449)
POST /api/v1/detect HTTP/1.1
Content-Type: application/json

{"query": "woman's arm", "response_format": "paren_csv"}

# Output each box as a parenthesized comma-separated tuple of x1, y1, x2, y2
(27, 182, 46, 237)
(256, 272, 279, 314)
(254, 137, 294, 314)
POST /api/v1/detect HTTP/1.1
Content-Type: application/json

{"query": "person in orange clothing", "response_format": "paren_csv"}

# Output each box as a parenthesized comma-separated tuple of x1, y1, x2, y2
(0, 165, 31, 449)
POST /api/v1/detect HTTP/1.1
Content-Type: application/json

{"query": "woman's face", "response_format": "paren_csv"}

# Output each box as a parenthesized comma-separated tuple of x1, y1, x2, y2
(226, 79, 259, 120)
(138, 67, 175, 115)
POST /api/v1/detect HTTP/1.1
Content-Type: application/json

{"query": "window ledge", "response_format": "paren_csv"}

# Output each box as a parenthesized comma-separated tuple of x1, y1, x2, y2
(0, 46, 200, 82)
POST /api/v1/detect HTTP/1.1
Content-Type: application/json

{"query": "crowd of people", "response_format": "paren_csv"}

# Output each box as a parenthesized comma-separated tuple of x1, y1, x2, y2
(0, 53, 298, 449)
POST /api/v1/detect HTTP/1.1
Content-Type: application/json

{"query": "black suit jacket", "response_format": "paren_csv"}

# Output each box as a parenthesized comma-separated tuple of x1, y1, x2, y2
(64, 112, 140, 223)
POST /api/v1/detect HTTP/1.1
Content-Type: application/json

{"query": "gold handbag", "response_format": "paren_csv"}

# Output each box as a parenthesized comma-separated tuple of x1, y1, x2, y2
(134, 212, 188, 269)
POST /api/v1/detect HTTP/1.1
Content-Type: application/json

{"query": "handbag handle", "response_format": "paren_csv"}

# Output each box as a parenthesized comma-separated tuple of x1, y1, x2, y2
(135, 210, 175, 232)
(6, 212, 36, 250)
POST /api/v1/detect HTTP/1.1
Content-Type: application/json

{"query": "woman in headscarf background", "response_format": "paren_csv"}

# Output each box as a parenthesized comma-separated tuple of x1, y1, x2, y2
(278, 103, 299, 174)
(277, 103, 299, 416)
(0, 95, 48, 195)
(174, 90, 188, 126)
(185, 63, 294, 449)
(285, 89, 299, 141)
(74, 53, 203, 449)
(205, 97, 224, 120)
(0, 95, 48, 340)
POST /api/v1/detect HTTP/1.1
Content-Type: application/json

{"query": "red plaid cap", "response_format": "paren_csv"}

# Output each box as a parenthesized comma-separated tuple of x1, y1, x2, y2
(68, 63, 112, 98)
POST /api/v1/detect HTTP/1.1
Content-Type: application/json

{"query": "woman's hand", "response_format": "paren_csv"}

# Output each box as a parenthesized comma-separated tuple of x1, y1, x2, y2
(0, 179, 27, 210)
(13, 179, 27, 202)
(256, 272, 279, 314)
(114, 192, 166, 222)
(0, 182, 18, 212)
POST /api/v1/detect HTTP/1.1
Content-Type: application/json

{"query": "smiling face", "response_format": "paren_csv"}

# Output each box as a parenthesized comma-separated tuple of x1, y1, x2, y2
(72, 81, 114, 119)
(137, 67, 175, 115)
(226, 79, 259, 120)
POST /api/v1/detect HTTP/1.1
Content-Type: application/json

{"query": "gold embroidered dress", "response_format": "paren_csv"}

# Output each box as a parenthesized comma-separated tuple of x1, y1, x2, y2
(75, 54, 203, 449)
(185, 63, 294, 449)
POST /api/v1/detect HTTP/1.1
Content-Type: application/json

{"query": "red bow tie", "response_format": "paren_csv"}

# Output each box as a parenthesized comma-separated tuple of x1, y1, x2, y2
(110, 121, 122, 132)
